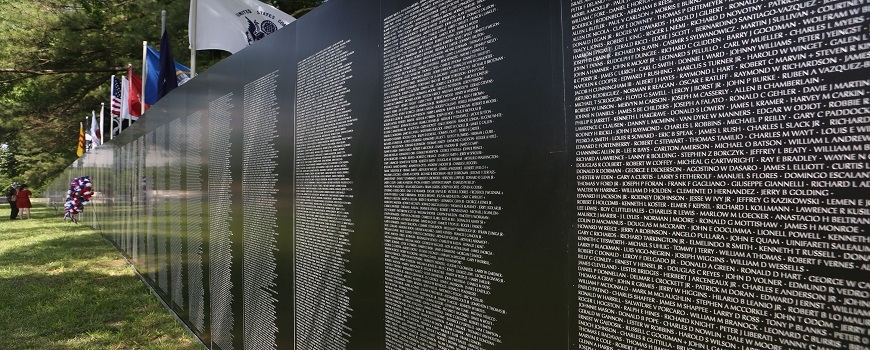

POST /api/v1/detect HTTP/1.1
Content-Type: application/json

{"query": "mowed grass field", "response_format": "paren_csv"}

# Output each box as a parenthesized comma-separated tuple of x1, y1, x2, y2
(0, 204, 201, 349)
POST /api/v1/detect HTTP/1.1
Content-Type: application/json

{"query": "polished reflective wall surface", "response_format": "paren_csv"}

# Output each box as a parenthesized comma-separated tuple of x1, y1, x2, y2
(45, 0, 870, 348)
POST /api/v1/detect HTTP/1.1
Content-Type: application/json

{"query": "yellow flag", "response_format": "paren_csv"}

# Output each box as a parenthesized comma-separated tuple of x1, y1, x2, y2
(76, 122, 85, 156)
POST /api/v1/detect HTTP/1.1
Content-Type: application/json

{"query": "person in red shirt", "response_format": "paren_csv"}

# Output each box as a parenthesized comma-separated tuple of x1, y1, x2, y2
(16, 184, 32, 219)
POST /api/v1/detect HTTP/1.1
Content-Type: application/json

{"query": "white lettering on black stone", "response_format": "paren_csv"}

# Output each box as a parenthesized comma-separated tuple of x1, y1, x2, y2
(169, 118, 184, 310)
(384, 0, 505, 348)
(209, 92, 235, 350)
(185, 111, 205, 333)
(295, 41, 355, 349)
(572, 0, 870, 348)
(243, 72, 280, 349)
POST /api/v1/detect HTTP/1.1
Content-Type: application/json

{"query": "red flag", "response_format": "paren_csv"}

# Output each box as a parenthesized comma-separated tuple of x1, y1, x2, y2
(127, 66, 149, 118)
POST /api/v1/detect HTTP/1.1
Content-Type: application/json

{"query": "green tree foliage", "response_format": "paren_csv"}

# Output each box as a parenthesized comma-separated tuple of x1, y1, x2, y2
(0, 143, 20, 186)
(0, 0, 321, 190)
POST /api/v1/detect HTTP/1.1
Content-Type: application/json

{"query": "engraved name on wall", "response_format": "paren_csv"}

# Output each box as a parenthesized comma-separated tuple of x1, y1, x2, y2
(571, 0, 870, 348)
(295, 40, 355, 350)
(169, 117, 185, 310)
(383, 0, 506, 348)
(242, 71, 281, 349)
(209, 92, 235, 350)
(186, 110, 206, 333)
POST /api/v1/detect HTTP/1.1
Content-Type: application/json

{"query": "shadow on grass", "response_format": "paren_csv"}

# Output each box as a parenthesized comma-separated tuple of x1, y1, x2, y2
(1, 218, 83, 233)
(0, 231, 114, 267)
(0, 216, 201, 350)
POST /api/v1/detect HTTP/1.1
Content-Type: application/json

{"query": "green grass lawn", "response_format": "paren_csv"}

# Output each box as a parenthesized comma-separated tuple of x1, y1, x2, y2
(0, 205, 202, 350)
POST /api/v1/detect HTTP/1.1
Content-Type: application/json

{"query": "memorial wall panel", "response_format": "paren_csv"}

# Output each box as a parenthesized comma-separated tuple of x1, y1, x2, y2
(207, 86, 236, 350)
(136, 135, 147, 269)
(113, 146, 124, 250)
(168, 117, 185, 312)
(241, 70, 281, 349)
(209, 26, 298, 349)
(127, 138, 137, 264)
(40, 0, 869, 349)
(184, 72, 213, 344)
(380, 1, 508, 345)
(261, 28, 298, 350)
(379, 0, 566, 348)
(125, 142, 134, 257)
(291, 3, 380, 349)
(569, 0, 870, 349)
(185, 109, 206, 335)
(145, 129, 158, 284)
(155, 124, 170, 295)
(117, 143, 125, 257)
(293, 40, 355, 350)
(153, 84, 193, 322)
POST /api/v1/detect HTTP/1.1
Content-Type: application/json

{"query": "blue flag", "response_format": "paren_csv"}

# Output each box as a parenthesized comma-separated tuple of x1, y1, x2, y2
(157, 30, 178, 101)
(145, 35, 191, 104)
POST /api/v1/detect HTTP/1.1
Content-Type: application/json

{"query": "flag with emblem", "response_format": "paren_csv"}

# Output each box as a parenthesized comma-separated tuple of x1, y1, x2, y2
(189, 0, 296, 54)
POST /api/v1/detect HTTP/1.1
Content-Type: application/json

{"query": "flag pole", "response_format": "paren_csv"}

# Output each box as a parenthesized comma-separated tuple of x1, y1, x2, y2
(99, 102, 105, 144)
(190, 0, 197, 76)
(162, 10, 166, 34)
(109, 76, 115, 141)
(83, 117, 88, 152)
(141, 42, 147, 116)
(109, 104, 114, 139)
(127, 63, 132, 131)
(79, 121, 84, 156)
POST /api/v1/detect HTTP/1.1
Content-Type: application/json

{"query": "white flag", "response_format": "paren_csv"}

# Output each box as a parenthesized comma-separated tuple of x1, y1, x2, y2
(190, 0, 295, 54)
(90, 111, 101, 147)
(120, 76, 131, 121)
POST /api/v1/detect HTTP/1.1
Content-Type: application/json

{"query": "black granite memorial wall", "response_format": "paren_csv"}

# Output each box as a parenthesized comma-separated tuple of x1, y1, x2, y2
(569, 0, 870, 349)
(44, 0, 869, 348)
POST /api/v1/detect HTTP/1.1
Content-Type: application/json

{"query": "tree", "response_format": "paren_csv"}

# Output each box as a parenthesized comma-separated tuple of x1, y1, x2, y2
(0, 0, 322, 190)
(0, 143, 20, 186)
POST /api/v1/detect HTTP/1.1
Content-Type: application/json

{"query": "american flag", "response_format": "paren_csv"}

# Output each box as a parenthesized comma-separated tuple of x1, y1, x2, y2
(110, 76, 122, 115)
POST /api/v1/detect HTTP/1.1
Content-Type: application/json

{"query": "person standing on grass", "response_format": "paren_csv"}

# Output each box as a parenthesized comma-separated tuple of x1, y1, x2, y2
(5, 182, 19, 220)
(16, 184, 32, 220)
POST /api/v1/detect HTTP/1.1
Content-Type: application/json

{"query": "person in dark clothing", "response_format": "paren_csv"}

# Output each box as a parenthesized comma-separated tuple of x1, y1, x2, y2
(6, 182, 19, 220)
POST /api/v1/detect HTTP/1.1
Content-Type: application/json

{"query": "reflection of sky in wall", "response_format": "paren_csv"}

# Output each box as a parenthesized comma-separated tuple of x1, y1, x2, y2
(145, 143, 180, 167)
(80, 147, 116, 167)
